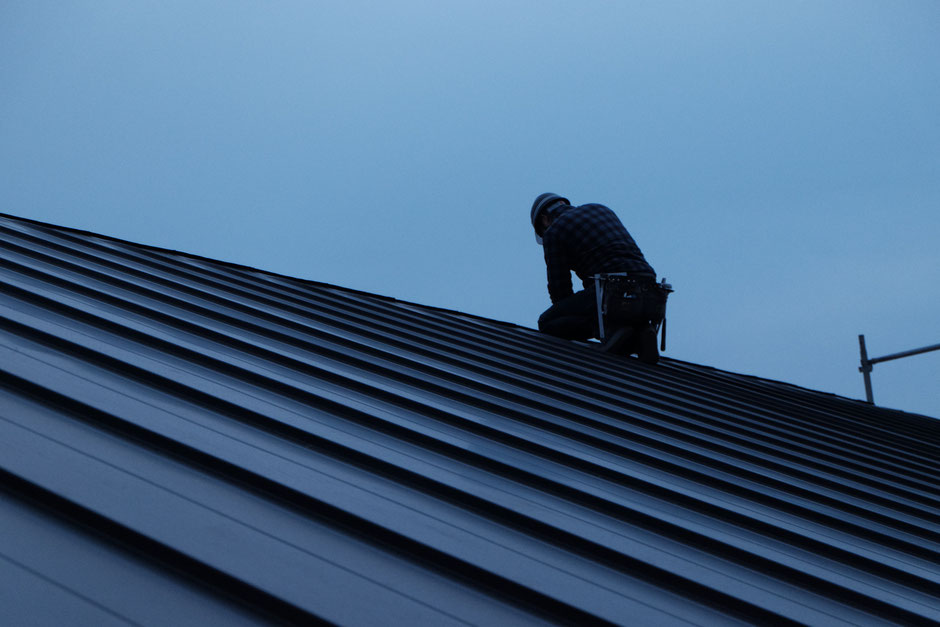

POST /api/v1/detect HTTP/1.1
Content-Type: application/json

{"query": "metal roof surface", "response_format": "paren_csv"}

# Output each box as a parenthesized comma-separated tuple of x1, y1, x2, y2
(1, 212, 938, 626)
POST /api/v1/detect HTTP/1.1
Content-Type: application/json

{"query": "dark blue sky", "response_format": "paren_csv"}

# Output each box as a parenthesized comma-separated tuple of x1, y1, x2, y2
(2, 1, 938, 416)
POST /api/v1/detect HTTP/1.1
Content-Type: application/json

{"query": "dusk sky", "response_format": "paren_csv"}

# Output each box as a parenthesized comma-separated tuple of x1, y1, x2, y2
(2, 1, 938, 417)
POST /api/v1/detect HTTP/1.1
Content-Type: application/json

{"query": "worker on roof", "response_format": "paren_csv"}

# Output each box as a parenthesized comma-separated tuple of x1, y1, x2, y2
(530, 193, 664, 364)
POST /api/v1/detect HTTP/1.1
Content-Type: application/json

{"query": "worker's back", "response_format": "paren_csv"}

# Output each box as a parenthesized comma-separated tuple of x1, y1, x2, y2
(543, 203, 655, 288)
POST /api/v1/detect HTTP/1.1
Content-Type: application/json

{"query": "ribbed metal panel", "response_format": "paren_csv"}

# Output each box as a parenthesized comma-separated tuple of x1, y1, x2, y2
(1, 212, 938, 626)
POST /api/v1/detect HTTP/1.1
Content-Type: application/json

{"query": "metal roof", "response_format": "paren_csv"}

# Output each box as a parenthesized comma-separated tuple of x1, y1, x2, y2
(1, 212, 939, 626)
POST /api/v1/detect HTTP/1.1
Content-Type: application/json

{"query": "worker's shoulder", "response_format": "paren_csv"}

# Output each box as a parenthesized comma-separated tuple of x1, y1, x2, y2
(578, 202, 614, 212)
(558, 203, 615, 221)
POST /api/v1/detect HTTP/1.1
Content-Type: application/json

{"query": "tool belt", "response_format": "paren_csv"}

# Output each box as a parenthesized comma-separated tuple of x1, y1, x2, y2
(602, 276, 667, 326)
(592, 273, 674, 348)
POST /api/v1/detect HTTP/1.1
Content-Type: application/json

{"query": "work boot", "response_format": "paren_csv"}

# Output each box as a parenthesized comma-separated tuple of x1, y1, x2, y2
(601, 326, 634, 355)
(636, 324, 659, 365)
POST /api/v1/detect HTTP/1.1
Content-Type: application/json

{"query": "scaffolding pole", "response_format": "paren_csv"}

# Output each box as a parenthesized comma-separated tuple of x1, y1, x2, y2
(858, 334, 940, 404)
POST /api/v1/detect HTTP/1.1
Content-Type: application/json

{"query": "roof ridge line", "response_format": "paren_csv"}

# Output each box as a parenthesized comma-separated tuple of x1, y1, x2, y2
(1, 211, 932, 421)
(0, 212, 521, 328)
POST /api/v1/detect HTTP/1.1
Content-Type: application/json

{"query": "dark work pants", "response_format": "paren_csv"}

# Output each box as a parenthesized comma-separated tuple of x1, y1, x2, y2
(538, 287, 598, 341)
(539, 283, 664, 342)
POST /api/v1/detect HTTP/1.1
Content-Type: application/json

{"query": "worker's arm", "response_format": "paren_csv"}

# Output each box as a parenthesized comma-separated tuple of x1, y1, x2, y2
(543, 231, 573, 304)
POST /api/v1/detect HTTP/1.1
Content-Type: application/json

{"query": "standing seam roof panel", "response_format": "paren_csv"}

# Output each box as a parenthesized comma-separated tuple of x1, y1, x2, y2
(2, 214, 939, 625)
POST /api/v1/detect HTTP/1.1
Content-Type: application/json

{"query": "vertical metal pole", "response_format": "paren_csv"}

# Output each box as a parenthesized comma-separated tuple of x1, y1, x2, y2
(659, 277, 668, 351)
(594, 276, 606, 341)
(858, 334, 874, 404)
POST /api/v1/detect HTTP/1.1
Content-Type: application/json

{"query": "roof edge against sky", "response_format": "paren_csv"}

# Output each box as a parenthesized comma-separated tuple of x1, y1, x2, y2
(2, 211, 933, 422)
(0, 212, 524, 329)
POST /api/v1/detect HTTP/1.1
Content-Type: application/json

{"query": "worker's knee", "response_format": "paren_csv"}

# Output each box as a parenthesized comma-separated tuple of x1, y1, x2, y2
(539, 314, 593, 341)
(537, 310, 553, 332)
(537, 313, 556, 335)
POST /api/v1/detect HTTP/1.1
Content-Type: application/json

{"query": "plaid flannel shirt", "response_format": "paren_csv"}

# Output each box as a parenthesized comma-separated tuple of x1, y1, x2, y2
(542, 203, 655, 304)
